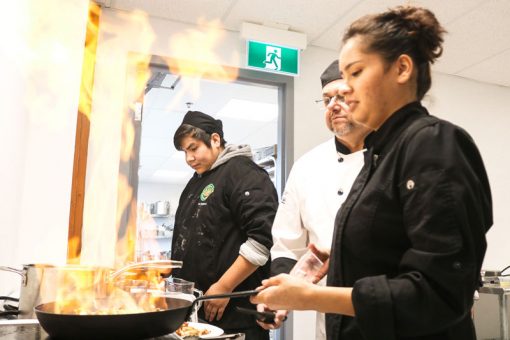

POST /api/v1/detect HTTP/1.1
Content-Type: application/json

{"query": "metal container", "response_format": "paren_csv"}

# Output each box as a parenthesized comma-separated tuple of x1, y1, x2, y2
(151, 201, 170, 216)
(0, 264, 58, 318)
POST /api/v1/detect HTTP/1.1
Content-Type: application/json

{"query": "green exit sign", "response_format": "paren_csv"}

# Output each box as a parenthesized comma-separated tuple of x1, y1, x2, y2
(246, 40, 299, 76)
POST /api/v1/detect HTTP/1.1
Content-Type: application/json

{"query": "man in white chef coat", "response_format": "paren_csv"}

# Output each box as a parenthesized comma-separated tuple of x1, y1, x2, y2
(257, 60, 372, 339)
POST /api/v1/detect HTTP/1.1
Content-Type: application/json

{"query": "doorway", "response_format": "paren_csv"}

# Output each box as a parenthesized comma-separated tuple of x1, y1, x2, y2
(133, 60, 294, 262)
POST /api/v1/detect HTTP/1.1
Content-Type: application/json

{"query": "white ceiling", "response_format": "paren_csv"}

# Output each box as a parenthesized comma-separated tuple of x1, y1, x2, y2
(104, 0, 510, 87)
(100, 0, 510, 184)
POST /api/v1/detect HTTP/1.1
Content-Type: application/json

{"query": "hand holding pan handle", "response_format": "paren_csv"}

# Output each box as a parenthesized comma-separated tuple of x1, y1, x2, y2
(191, 289, 259, 305)
(234, 306, 287, 324)
(187, 290, 259, 319)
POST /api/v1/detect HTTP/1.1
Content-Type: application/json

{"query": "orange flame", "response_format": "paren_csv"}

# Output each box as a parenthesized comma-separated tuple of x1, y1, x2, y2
(59, 11, 242, 314)
(162, 17, 240, 109)
(78, 2, 100, 119)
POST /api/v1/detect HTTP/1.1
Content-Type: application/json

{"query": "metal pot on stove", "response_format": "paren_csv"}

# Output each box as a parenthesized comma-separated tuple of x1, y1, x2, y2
(0, 264, 58, 318)
(0, 260, 182, 319)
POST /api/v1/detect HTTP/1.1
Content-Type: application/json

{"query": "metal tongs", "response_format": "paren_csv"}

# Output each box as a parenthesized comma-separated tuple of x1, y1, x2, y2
(110, 260, 183, 280)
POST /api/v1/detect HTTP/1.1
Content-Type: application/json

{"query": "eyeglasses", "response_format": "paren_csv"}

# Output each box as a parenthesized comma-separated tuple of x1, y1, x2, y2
(315, 94, 344, 108)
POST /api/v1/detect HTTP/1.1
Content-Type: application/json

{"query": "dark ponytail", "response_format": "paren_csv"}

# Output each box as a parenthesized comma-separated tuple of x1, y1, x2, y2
(343, 6, 446, 100)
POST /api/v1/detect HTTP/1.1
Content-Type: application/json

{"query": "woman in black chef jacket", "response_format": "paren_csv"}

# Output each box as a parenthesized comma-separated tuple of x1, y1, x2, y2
(171, 110, 278, 339)
(252, 5, 493, 340)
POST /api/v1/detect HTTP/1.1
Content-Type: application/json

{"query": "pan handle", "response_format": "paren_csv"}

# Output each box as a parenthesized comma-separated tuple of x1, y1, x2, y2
(0, 266, 27, 285)
(190, 289, 259, 309)
(0, 266, 24, 276)
(109, 260, 183, 280)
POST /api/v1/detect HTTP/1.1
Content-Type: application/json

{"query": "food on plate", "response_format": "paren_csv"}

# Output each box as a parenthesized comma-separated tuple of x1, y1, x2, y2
(175, 322, 211, 337)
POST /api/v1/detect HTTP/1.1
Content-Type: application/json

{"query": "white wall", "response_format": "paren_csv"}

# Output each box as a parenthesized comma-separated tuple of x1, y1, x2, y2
(0, 0, 88, 295)
(425, 73, 510, 270)
(293, 47, 338, 159)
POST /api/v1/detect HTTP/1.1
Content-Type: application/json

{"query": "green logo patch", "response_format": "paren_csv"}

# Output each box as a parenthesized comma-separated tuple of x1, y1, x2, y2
(200, 183, 215, 201)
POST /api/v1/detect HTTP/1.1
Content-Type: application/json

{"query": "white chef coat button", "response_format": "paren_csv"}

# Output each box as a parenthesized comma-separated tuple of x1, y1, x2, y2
(406, 180, 415, 190)
(337, 189, 344, 196)
(338, 157, 344, 163)
(244, 191, 250, 196)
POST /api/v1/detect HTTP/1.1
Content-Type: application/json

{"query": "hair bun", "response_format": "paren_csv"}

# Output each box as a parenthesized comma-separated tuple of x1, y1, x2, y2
(394, 6, 446, 64)
(342, 5, 446, 99)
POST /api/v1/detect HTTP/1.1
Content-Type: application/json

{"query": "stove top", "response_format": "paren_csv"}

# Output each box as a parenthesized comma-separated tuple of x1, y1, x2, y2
(0, 321, 184, 340)
(0, 321, 48, 340)
(0, 296, 20, 320)
(0, 320, 245, 340)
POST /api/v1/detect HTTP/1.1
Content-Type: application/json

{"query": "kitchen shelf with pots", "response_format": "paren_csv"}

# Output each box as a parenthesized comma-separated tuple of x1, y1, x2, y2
(253, 145, 277, 185)
(139, 224, 173, 240)
(149, 201, 171, 216)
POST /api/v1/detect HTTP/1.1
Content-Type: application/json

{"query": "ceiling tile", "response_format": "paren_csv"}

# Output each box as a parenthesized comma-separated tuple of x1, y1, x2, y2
(110, 0, 236, 24)
(434, 0, 510, 73)
(312, 0, 487, 50)
(311, 0, 405, 49)
(224, 0, 361, 43)
(456, 48, 510, 87)
(409, 0, 486, 25)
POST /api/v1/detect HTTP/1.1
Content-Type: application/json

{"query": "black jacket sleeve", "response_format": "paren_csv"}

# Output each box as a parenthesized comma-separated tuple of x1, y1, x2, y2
(228, 159, 278, 253)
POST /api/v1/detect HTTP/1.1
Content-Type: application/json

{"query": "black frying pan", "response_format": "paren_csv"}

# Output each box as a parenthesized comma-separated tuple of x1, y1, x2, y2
(34, 290, 258, 339)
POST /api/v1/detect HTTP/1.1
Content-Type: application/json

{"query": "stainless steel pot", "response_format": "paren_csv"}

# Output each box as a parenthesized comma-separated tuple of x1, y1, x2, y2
(0, 260, 182, 319)
(0, 264, 57, 318)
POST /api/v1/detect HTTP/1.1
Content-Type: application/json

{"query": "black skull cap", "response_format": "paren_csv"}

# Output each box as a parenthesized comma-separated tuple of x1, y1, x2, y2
(181, 110, 223, 138)
(320, 60, 342, 88)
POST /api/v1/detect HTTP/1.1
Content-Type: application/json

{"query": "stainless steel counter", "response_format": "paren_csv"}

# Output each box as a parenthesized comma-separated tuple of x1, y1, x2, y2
(0, 320, 244, 340)
(478, 285, 510, 340)
(0, 322, 183, 340)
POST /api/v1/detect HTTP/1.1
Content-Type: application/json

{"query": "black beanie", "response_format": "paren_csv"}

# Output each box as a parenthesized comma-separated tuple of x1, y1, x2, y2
(180, 110, 224, 138)
(320, 60, 342, 88)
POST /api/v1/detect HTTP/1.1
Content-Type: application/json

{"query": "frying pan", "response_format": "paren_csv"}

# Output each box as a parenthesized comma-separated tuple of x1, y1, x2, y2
(34, 290, 258, 339)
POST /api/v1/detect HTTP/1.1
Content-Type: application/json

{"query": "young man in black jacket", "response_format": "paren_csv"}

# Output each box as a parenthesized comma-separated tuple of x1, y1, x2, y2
(171, 110, 278, 339)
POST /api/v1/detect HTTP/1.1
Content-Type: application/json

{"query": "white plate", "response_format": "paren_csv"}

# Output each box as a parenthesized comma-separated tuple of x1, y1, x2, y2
(177, 321, 224, 338)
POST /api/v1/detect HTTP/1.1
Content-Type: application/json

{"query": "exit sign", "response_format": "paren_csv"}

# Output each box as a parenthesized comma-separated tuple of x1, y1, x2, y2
(246, 40, 299, 76)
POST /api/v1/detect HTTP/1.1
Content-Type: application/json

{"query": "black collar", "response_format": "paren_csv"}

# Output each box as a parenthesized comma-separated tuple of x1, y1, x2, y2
(335, 137, 352, 155)
(364, 102, 429, 155)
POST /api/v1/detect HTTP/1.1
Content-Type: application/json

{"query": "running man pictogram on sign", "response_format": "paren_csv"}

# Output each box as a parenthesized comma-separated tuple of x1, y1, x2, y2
(263, 46, 281, 71)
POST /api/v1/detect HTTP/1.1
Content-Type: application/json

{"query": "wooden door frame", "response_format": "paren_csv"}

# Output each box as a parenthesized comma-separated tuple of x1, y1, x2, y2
(67, 1, 101, 263)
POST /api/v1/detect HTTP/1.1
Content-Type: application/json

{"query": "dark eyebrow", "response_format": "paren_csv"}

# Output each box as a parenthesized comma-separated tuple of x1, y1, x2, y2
(341, 60, 362, 75)
(183, 142, 197, 151)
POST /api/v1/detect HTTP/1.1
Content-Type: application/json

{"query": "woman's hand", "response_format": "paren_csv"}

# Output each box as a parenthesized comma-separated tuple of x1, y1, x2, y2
(308, 243, 330, 284)
(251, 274, 315, 311)
(203, 281, 232, 321)
(255, 304, 289, 330)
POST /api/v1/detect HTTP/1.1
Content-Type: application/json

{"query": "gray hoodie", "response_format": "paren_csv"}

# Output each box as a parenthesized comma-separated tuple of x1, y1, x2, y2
(210, 144, 253, 170)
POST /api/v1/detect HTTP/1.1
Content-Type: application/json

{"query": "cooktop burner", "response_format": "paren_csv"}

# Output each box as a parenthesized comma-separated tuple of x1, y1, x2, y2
(0, 296, 20, 320)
